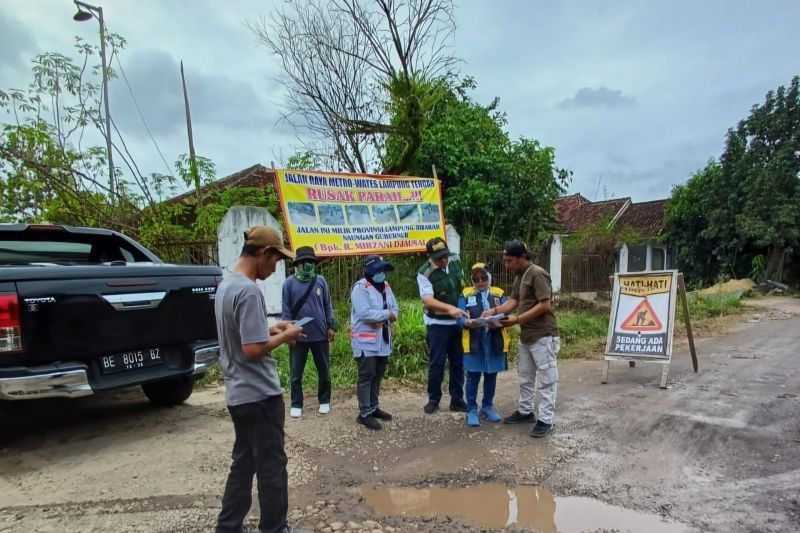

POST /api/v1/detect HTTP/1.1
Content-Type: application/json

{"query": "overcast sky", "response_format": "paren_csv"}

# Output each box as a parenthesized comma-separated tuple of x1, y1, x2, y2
(2, 1, 798, 202)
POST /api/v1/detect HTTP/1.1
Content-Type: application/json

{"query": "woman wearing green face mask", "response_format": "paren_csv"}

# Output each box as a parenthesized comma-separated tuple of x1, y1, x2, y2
(281, 246, 337, 418)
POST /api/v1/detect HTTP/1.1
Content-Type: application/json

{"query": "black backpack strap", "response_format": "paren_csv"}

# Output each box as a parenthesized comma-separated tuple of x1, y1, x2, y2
(289, 276, 318, 320)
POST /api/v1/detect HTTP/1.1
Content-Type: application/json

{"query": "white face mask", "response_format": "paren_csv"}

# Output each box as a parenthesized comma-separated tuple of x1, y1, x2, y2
(372, 272, 386, 283)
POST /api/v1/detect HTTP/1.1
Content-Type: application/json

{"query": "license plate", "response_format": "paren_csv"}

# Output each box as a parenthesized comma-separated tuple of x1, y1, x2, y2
(100, 348, 163, 375)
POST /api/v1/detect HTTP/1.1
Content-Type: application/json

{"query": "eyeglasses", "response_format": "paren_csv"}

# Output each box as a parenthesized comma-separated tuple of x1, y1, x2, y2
(472, 275, 489, 282)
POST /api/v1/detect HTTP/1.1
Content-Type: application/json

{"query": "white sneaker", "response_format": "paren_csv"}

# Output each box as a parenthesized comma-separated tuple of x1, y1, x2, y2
(319, 403, 331, 415)
(290, 407, 302, 418)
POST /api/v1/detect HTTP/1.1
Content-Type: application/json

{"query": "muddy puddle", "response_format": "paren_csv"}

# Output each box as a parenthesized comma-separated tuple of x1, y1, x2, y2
(360, 483, 686, 532)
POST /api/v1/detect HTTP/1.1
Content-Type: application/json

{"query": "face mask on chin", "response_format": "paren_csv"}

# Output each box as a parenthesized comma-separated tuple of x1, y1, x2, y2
(371, 272, 386, 283)
(296, 262, 316, 281)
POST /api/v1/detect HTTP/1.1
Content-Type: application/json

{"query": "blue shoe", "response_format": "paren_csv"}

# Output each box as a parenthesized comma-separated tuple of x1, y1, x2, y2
(480, 407, 503, 423)
(466, 410, 480, 427)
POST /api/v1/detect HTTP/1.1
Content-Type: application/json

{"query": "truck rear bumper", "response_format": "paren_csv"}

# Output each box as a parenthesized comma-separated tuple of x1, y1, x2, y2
(0, 344, 219, 400)
(0, 368, 93, 400)
(192, 344, 219, 375)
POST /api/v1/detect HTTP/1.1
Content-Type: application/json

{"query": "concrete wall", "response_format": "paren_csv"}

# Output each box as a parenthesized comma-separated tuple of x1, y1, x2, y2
(217, 206, 285, 316)
(618, 243, 629, 274)
(550, 235, 563, 293)
(446, 224, 460, 255)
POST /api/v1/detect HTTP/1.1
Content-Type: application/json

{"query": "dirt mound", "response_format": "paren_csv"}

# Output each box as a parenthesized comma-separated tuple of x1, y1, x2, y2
(697, 278, 755, 298)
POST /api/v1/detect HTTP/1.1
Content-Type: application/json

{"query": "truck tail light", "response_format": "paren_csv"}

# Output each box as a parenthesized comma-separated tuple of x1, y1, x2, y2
(0, 293, 23, 353)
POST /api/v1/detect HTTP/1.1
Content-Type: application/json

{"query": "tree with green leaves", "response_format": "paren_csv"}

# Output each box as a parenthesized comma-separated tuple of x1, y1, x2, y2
(385, 78, 569, 243)
(0, 35, 180, 233)
(0, 34, 237, 248)
(663, 160, 723, 283)
(664, 76, 800, 285)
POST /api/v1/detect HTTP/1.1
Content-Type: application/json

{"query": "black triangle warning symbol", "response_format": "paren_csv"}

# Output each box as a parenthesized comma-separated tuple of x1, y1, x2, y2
(621, 299, 662, 332)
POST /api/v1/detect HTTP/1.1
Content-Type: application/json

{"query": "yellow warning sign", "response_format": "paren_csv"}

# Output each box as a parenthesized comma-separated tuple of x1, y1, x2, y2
(619, 274, 672, 297)
(620, 299, 663, 331)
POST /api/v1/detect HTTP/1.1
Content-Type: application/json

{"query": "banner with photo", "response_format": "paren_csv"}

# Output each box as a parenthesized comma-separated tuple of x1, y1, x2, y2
(274, 169, 446, 256)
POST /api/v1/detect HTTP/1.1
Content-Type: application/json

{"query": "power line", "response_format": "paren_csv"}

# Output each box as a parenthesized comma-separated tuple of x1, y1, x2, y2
(114, 55, 175, 177)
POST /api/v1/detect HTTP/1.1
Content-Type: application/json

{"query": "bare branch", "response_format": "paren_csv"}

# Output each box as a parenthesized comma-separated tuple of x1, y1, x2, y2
(250, 0, 456, 173)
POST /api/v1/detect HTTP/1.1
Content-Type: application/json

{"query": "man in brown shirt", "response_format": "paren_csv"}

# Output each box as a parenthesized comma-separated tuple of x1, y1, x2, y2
(488, 240, 560, 437)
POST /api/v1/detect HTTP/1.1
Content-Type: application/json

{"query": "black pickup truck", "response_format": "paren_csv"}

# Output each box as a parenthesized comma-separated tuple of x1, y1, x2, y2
(0, 224, 221, 406)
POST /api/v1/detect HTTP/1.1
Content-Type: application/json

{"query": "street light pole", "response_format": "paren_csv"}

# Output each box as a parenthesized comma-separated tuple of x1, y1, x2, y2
(73, 1, 115, 198)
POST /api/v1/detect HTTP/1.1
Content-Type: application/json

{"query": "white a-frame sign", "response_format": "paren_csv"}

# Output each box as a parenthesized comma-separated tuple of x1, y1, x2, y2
(602, 270, 698, 388)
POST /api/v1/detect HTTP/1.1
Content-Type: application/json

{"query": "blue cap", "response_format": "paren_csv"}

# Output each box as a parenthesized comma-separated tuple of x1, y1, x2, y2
(363, 254, 394, 275)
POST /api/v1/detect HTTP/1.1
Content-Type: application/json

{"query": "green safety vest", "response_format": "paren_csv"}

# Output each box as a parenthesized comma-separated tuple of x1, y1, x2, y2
(418, 255, 464, 319)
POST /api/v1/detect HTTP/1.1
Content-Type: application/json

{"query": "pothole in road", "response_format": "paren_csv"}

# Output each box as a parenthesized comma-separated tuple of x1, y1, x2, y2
(360, 483, 687, 532)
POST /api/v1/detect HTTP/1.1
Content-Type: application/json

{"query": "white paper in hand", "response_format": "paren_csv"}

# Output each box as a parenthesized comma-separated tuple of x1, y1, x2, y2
(471, 314, 506, 328)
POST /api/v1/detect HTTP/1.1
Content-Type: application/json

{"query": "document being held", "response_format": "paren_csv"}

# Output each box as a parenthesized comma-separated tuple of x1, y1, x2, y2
(470, 314, 506, 328)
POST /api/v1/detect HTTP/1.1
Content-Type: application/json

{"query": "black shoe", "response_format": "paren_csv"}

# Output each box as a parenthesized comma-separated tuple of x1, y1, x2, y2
(423, 401, 439, 414)
(503, 410, 536, 424)
(373, 408, 393, 421)
(530, 420, 553, 438)
(449, 400, 468, 412)
(357, 414, 382, 430)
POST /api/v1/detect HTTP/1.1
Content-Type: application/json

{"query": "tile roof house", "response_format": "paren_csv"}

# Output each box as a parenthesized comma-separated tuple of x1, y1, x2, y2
(616, 199, 669, 238)
(554, 194, 631, 234)
(166, 164, 277, 207)
(548, 194, 673, 294)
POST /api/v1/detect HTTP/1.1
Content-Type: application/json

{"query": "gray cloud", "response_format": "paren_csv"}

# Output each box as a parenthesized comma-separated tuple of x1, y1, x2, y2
(0, 11, 36, 76)
(558, 87, 636, 110)
(606, 152, 631, 166)
(5, 0, 800, 202)
(110, 49, 275, 140)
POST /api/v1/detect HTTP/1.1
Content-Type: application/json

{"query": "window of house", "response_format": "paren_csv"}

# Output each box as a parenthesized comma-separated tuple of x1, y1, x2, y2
(628, 245, 647, 272)
(651, 247, 665, 270)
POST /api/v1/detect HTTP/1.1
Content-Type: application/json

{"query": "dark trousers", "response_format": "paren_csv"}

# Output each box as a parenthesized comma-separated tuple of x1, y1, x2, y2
(426, 324, 465, 404)
(216, 395, 288, 533)
(289, 341, 331, 409)
(356, 355, 388, 417)
(466, 371, 498, 412)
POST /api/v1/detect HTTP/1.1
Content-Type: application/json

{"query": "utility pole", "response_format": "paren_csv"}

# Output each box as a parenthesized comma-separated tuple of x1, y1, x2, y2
(73, 1, 115, 198)
(180, 61, 201, 205)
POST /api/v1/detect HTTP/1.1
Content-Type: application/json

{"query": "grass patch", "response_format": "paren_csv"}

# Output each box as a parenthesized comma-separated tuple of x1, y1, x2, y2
(197, 292, 748, 391)
(681, 293, 744, 321)
(557, 309, 610, 360)
(274, 299, 431, 391)
(198, 299, 431, 391)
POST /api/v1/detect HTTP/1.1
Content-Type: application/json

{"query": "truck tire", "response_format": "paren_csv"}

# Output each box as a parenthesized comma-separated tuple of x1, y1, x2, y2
(142, 375, 194, 406)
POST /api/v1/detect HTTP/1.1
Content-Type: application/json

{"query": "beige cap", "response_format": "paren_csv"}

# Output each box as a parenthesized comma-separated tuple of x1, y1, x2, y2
(243, 226, 295, 260)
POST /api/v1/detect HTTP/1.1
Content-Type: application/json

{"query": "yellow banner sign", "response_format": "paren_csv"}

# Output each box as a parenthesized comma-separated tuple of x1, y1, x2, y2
(275, 169, 445, 256)
(619, 274, 673, 296)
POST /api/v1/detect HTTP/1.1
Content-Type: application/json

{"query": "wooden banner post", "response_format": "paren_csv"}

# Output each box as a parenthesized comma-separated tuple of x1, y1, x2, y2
(677, 273, 698, 372)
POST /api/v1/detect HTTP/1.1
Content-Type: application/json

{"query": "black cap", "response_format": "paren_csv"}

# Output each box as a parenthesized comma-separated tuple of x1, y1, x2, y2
(292, 246, 318, 265)
(503, 240, 533, 259)
(363, 254, 394, 275)
(425, 237, 450, 259)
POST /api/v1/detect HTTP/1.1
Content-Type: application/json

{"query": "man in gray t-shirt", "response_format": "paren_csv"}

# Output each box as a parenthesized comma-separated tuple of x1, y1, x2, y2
(214, 225, 303, 533)
(216, 272, 283, 406)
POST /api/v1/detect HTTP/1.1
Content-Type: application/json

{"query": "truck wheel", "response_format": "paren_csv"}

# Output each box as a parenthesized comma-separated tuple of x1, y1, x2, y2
(142, 375, 194, 406)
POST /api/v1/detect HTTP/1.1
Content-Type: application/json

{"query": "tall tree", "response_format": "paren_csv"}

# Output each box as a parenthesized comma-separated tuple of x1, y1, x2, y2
(251, 0, 457, 174)
(664, 76, 800, 284)
(723, 77, 800, 279)
(385, 78, 569, 242)
(0, 35, 222, 245)
(663, 161, 723, 284)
